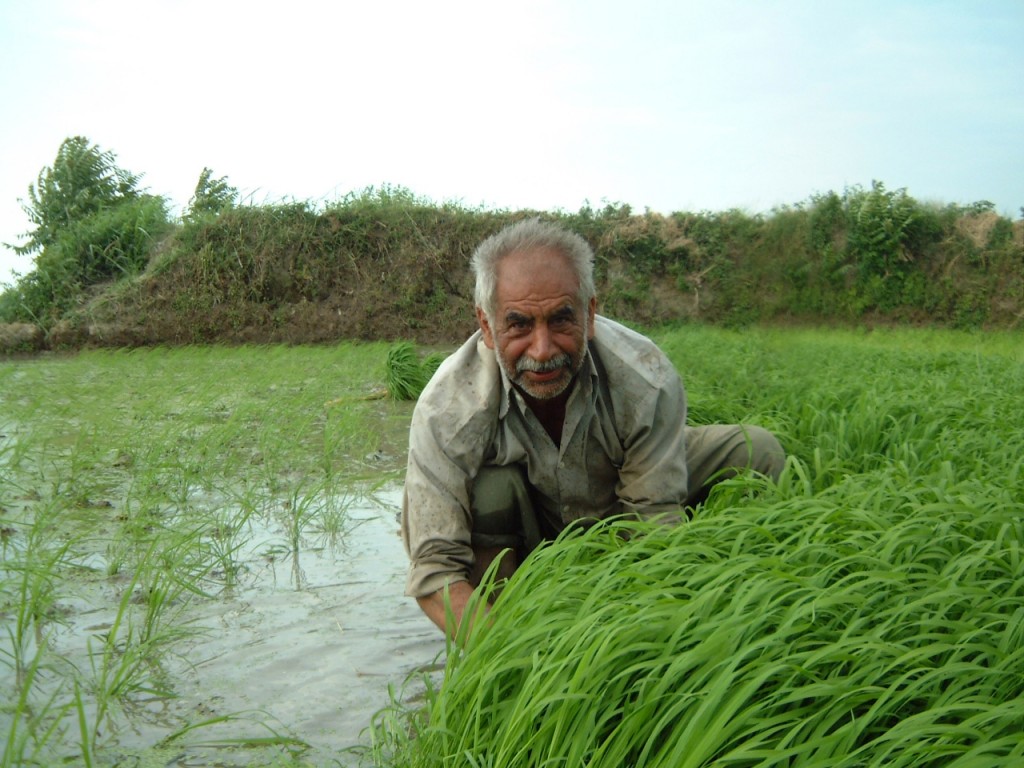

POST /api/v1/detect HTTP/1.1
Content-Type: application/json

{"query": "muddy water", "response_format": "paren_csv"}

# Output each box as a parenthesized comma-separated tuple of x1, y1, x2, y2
(172, 486, 445, 762)
(42, 485, 447, 766)
(182, 489, 442, 761)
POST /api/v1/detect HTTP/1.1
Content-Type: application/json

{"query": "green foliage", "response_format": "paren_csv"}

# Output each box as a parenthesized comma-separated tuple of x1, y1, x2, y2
(12, 136, 142, 256)
(846, 181, 916, 278)
(371, 325, 1024, 768)
(806, 190, 845, 254)
(54, 195, 170, 283)
(175, 201, 319, 302)
(1, 137, 171, 329)
(388, 502, 1024, 767)
(183, 167, 238, 221)
(3, 158, 1022, 341)
(0, 343, 394, 763)
(3, 330, 1023, 762)
(385, 341, 437, 400)
(0, 196, 170, 326)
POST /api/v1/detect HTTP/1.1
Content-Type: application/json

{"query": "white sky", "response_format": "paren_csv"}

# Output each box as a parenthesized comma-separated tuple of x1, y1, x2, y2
(2, 0, 1022, 285)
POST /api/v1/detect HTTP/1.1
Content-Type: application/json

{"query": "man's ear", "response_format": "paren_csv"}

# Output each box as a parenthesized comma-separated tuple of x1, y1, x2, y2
(586, 296, 597, 339)
(477, 306, 495, 349)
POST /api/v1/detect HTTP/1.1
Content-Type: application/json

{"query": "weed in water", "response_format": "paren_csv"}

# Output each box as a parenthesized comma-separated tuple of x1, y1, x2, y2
(2, 329, 1022, 764)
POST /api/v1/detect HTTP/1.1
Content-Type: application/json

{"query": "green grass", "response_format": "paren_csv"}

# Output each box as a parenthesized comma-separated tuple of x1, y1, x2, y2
(2, 327, 1022, 765)
(0, 342, 410, 765)
(368, 325, 1024, 767)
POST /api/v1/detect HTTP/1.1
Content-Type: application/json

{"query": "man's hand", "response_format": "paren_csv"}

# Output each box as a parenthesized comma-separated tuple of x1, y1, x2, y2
(415, 546, 515, 640)
(416, 580, 484, 640)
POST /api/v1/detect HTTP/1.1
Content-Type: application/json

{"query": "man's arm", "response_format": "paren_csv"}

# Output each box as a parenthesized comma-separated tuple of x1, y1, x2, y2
(416, 580, 476, 637)
(613, 343, 690, 515)
(414, 544, 512, 638)
(401, 332, 504, 633)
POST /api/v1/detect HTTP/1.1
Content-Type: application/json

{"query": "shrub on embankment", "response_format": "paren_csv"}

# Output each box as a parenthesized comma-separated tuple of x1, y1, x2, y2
(2, 141, 1022, 351)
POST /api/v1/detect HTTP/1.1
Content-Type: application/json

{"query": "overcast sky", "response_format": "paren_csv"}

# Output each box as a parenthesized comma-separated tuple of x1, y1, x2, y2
(2, 0, 1022, 285)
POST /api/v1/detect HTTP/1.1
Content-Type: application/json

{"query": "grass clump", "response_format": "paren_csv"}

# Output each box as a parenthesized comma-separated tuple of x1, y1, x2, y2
(385, 341, 445, 400)
(369, 325, 1024, 768)
(373, 495, 1024, 767)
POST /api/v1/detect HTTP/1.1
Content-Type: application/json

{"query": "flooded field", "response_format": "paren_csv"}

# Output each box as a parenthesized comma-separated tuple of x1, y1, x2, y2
(5, 328, 1023, 767)
(3, 483, 445, 765)
(163, 488, 444, 758)
(0, 344, 446, 766)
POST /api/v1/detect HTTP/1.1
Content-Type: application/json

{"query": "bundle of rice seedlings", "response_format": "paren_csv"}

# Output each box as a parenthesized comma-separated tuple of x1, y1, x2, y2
(422, 352, 446, 382)
(372, 479, 1024, 767)
(385, 342, 430, 401)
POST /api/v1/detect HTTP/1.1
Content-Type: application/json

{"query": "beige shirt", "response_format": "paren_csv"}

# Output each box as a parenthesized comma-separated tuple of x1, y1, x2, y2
(401, 315, 689, 597)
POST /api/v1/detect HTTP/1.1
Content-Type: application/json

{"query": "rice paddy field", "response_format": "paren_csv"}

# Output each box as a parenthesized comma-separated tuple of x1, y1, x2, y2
(2, 325, 1023, 766)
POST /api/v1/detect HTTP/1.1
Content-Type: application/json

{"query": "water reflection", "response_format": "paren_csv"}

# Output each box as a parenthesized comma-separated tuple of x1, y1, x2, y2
(167, 485, 445, 762)
(5, 483, 445, 766)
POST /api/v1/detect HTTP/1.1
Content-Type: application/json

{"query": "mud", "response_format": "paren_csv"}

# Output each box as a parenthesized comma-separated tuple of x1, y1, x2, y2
(12, 485, 446, 766)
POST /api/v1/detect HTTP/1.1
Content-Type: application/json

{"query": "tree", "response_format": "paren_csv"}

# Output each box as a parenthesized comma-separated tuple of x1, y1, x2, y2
(184, 167, 238, 220)
(13, 136, 142, 255)
(0, 137, 170, 327)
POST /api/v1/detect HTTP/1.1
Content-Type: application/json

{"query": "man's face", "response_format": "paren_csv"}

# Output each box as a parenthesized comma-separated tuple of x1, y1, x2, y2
(477, 248, 597, 401)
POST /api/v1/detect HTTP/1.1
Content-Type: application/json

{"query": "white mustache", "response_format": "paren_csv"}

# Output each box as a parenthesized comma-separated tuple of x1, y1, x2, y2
(516, 353, 572, 375)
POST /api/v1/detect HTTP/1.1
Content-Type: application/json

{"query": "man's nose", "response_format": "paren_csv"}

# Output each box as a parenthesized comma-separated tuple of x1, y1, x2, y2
(527, 323, 557, 360)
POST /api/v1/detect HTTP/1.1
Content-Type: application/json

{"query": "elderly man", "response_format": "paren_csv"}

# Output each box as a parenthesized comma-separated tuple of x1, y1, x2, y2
(402, 218, 785, 635)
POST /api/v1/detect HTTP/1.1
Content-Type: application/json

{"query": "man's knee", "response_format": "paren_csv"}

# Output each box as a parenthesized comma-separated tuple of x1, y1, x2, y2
(745, 425, 786, 481)
(686, 423, 786, 499)
(470, 465, 542, 552)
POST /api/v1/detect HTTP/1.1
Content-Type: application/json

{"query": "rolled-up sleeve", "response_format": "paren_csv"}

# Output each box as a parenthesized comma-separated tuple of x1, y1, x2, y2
(401, 336, 499, 598)
(611, 339, 690, 520)
(402, 420, 475, 597)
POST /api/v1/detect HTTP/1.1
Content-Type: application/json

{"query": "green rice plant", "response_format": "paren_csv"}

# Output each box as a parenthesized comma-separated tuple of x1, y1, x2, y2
(158, 707, 311, 760)
(1, 649, 72, 768)
(1, 507, 80, 765)
(83, 538, 200, 742)
(72, 681, 95, 768)
(373, 467, 1024, 767)
(1, 516, 72, 693)
(422, 352, 445, 381)
(309, 485, 359, 546)
(192, 498, 256, 590)
(262, 476, 356, 587)
(3, 328, 1023, 764)
(0, 342, 403, 762)
(385, 341, 430, 401)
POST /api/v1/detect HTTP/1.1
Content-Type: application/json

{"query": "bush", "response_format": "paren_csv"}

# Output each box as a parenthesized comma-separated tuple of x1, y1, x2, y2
(0, 196, 171, 326)
(13, 136, 143, 257)
(1, 137, 172, 328)
(183, 167, 238, 221)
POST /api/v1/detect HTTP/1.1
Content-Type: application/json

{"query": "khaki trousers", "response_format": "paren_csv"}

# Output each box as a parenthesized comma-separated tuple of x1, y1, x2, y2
(470, 424, 785, 557)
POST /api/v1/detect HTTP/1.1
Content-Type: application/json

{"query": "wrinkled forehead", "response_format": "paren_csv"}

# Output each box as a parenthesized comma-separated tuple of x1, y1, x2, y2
(495, 247, 580, 294)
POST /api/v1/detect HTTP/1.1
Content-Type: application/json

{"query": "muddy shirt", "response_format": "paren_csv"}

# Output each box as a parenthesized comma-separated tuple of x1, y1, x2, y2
(401, 315, 689, 598)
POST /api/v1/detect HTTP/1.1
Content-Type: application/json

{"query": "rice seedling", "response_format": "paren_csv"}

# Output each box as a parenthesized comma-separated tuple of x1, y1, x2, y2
(370, 325, 1024, 767)
(385, 341, 439, 401)
(373, 479, 1024, 766)
(2, 652, 71, 768)
(0, 341, 404, 764)
(194, 498, 257, 590)
(2, 327, 1022, 765)
(2, 505, 72, 693)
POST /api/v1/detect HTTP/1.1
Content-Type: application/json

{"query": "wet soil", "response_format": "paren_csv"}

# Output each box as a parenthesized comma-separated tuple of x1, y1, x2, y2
(12, 486, 446, 766)
(170, 486, 443, 763)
